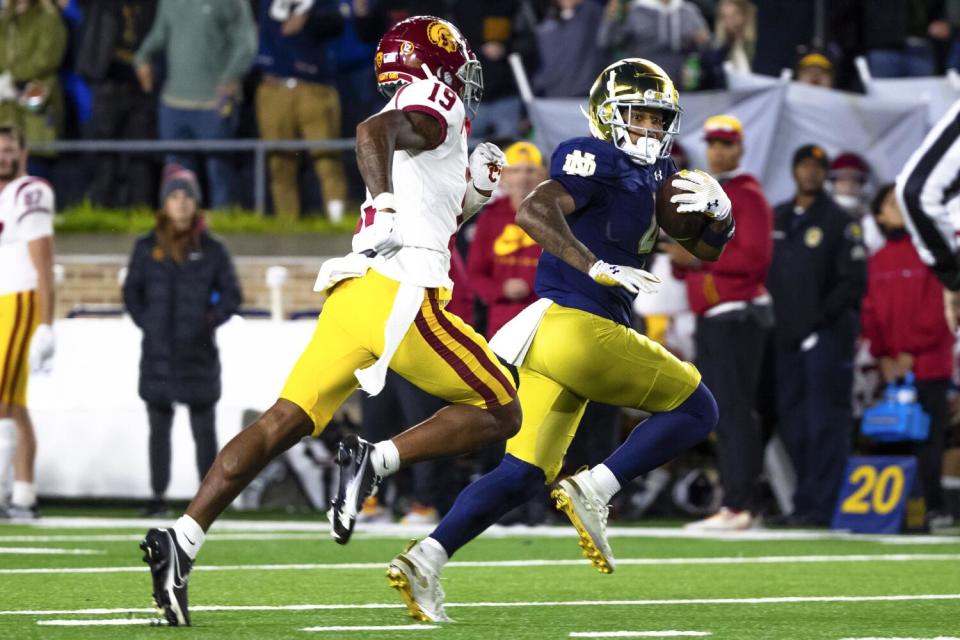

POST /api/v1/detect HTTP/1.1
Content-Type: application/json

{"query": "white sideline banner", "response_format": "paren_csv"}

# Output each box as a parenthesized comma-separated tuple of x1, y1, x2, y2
(529, 74, 947, 205)
(27, 317, 318, 499)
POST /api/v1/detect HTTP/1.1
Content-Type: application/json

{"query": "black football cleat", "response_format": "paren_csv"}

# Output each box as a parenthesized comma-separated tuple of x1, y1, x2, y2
(140, 528, 193, 626)
(330, 435, 382, 544)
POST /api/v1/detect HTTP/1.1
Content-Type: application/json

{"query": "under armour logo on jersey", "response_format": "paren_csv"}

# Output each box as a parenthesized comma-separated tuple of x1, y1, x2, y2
(563, 150, 597, 177)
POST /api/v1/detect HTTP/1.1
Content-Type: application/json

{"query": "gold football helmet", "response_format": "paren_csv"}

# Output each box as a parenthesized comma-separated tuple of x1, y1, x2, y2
(585, 58, 682, 165)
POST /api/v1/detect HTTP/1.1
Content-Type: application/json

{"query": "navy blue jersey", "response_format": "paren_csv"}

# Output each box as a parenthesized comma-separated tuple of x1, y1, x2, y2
(534, 136, 675, 325)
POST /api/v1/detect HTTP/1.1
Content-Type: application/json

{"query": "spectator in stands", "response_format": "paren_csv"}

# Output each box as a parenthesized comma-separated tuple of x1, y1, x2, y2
(598, 0, 710, 88)
(123, 165, 242, 516)
(134, 0, 257, 210)
(467, 141, 545, 339)
(861, 184, 955, 525)
(76, 0, 158, 209)
(794, 49, 835, 88)
(256, 0, 348, 222)
(699, 0, 755, 89)
(664, 115, 773, 531)
(0, 0, 68, 177)
(828, 152, 885, 255)
(532, 0, 605, 97)
(857, 0, 948, 78)
(453, 3, 536, 139)
(767, 144, 867, 527)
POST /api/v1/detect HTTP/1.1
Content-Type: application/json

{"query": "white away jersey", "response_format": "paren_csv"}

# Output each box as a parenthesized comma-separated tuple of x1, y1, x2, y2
(360, 78, 469, 289)
(0, 176, 55, 295)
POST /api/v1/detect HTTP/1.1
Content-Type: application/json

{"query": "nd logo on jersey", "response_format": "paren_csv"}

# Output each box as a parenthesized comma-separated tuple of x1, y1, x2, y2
(563, 150, 596, 177)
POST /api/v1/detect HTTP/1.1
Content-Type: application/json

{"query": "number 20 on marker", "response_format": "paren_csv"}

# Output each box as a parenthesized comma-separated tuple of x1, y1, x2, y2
(831, 457, 918, 534)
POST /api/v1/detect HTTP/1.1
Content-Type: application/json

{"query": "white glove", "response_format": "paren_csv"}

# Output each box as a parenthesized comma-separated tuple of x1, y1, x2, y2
(588, 260, 661, 295)
(29, 323, 55, 374)
(352, 193, 403, 259)
(669, 169, 732, 222)
(0, 72, 16, 102)
(469, 142, 505, 192)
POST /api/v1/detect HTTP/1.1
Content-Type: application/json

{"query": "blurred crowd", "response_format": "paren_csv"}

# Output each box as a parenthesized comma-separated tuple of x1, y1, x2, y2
(2, 0, 960, 214)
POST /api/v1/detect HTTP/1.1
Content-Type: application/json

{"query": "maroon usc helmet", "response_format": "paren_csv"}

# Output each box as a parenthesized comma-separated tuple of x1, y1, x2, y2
(374, 16, 483, 118)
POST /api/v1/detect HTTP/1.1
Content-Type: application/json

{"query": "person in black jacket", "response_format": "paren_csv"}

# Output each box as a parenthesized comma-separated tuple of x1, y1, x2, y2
(76, 0, 158, 208)
(123, 165, 242, 516)
(767, 144, 867, 527)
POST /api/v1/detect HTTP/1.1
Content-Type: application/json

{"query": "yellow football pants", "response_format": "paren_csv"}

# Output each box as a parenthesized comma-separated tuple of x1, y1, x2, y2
(281, 269, 516, 435)
(505, 304, 701, 481)
(0, 290, 38, 408)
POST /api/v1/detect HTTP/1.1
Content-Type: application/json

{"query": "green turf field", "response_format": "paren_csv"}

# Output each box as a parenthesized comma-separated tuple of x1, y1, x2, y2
(1, 514, 958, 640)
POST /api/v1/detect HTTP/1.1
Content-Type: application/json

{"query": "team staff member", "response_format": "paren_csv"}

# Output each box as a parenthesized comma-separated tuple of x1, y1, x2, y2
(467, 141, 545, 338)
(767, 144, 867, 527)
(666, 115, 773, 531)
(0, 124, 55, 519)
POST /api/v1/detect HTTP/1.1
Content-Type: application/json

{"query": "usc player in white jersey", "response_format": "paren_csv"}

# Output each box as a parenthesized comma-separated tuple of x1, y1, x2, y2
(0, 125, 55, 519)
(140, 16, 520, 627)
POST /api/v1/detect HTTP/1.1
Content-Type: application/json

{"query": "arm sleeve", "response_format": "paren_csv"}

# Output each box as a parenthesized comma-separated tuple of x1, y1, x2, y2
(9, 10, 67, 82)
(210, 244, 242, 326)
(391, 79, 466, 153)
(14, 181, 55, 243)
(134, 0, 167, 66)
(220, 0, 258, 83)
(466, 216, 505, 305)
(122, 243, 148, 328)
(817, 220, 868, 329)
(895, 98, 960, 290)
(707, 186, 773, 278)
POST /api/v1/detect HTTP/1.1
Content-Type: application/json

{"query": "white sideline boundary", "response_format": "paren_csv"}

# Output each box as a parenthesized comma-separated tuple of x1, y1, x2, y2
(2, 594, 959, 617)
(301, 625, 437, 632)
(37, 619, 160, 627)
(570, 633, 711, 638)
(6, 516, 959, 544)
(0, 546, 104, 555)
(1, 553, 957, 575)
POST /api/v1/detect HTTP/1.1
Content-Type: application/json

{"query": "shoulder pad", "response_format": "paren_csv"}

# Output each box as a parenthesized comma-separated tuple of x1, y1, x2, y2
(550, 137, 630, 182)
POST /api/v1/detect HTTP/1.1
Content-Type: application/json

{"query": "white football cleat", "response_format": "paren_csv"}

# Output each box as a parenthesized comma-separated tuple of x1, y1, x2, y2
(386, 540, 452, 623)
(551, 470, 615, 574)
(684, 507, 754, 531)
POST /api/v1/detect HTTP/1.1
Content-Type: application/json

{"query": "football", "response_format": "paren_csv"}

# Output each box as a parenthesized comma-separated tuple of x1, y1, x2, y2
(656, 173, 708, 241)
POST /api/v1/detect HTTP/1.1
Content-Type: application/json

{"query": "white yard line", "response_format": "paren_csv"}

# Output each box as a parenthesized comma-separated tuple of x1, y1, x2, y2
(8, 516, 958, 544)
(301, 625, 437, 632)
(2, 594, 959, 617)
(838, 637, 960, 640)
(570, 633, 712, 638)
(37, 619, 160, 627)
(1, 553, 956, 575)
(0, 546, 104, 555)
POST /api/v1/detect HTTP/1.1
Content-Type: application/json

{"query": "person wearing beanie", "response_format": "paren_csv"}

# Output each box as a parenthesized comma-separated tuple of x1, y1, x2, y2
(666, 114, 774, 531)
(123, 164, 242, 516)
(766, 143, 867, 527)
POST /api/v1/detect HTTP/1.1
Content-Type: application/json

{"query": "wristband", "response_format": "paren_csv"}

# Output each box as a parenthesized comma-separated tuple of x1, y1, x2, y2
(701, 217, 735, 249)
(372, 192, 395, 211)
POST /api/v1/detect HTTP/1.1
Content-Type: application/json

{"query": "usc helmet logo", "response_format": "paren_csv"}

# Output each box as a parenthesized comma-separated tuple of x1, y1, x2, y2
(427, 21, 459, 53)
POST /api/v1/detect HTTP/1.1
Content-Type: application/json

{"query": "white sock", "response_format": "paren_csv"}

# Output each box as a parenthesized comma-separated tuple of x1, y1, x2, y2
(417, 536, 449, 571)
(587, 464, 622, 504)
(328, 199, 345, 223)
(11, 481, 36, 508)
(0, 418, 15, 505)
(371, 440, 400, 478)
(173, 515, 205, 560)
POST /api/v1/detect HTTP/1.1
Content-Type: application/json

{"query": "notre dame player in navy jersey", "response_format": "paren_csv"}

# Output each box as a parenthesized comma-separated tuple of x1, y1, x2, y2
(384, 59, 736, 623)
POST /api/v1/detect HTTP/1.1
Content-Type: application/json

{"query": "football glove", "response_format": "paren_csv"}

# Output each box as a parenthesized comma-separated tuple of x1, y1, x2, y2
(352, 193, 403, 259)
(29, 323, 54, 374)
(589, 260, 660, 295)
(669, 169, 732, 222)
(469, 142, 505, 192)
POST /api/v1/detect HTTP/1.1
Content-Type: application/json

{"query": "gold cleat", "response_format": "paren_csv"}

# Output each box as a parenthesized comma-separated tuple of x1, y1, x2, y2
(551, 475, 616, 574)
(386, 540, 452, 623)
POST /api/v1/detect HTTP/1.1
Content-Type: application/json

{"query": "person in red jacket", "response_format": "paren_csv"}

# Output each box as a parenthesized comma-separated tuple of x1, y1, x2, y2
(467, 141, 545, 338)
(861, 183, 955, 522)
(664, 114, 774, 530)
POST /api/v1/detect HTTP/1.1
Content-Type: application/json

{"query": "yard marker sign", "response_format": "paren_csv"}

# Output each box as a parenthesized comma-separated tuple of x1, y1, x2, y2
(832, 457, 923, 534)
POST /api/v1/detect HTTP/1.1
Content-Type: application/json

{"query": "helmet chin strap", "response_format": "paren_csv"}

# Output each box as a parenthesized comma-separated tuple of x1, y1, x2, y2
(614, 126, 661, 165)
(420, 63, 437, 81)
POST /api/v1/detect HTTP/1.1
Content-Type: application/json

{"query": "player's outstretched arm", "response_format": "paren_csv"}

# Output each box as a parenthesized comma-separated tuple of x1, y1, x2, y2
(516, 179, 597, 274)
(354, 110, 443, 198)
